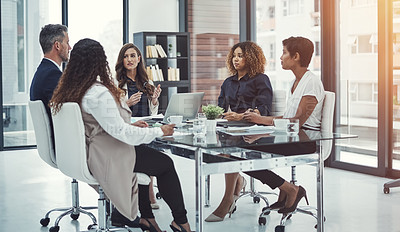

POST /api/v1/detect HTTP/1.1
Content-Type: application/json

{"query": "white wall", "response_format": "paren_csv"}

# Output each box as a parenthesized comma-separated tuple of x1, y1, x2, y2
(129, 0, 179, 42)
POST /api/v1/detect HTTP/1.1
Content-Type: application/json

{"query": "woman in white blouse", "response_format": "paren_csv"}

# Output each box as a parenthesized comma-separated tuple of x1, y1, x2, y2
(243, 36, 325, 214)
(50, 38, 192, 232)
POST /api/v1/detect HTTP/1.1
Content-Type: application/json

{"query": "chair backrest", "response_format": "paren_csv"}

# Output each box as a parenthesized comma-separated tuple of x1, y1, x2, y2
(320, 91, 335, 160)
(28, 100, 57, 168)
(52, 102, 98, 185)
(271, 89, 286, 116)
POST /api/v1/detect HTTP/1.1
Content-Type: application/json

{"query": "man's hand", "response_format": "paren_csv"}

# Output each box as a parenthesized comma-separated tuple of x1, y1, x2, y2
(222, 112, 243, 121)
(127, 91, 143, 107)
(160, 124, 175, 136)
(131, 120, 148, 128)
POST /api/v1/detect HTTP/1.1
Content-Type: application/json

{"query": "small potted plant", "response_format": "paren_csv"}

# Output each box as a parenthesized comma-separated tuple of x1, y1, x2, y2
(168, 43, 174, 57)
(201, 104, 224, 132)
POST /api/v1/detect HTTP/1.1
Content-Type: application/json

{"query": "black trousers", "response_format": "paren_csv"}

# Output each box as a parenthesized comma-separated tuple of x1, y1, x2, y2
(133, 145, 188, 225)
(244, 141, 317, 189)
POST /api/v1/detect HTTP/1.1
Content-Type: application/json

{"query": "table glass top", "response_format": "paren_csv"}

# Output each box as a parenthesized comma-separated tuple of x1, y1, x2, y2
(157, 128, 357, 149)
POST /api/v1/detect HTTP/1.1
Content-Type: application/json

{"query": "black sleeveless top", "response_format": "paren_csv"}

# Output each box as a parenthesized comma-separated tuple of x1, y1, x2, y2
(125, 77, 150, 117)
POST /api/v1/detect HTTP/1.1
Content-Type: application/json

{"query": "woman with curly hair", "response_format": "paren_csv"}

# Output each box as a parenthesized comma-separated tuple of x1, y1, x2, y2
(206, 41, 273, 222)
(218, 41, 273, 121)
(50, 38, 192, 232)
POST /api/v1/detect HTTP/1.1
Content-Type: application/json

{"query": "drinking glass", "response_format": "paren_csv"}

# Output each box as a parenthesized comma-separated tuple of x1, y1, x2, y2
(286, 119, 299, 136)
(193, 118, 206, 136)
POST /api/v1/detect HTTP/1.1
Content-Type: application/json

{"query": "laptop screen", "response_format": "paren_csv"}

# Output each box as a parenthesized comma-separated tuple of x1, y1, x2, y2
(163, 92, 205, 122)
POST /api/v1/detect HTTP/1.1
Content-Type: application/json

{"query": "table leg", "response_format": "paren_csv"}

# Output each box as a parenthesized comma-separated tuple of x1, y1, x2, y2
(195, 147, 203, 232)
(205, 175, 210, 207)
(317, 142, 324, 232)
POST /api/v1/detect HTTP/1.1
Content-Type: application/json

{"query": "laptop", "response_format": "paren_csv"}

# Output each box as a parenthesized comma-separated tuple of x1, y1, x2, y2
(163, 92, 205, 123)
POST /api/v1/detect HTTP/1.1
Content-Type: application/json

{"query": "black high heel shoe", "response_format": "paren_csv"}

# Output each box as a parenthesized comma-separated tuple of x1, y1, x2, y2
(269, 198, 286, 210)
(169, 222, 193, 232)
(140, 218, 162, 232)
(278, 185, 309, 214)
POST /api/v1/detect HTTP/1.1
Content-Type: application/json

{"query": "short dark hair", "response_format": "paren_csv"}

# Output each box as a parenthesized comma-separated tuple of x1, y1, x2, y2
(39, 24, 68, 54)
(282, 36, 314, 67)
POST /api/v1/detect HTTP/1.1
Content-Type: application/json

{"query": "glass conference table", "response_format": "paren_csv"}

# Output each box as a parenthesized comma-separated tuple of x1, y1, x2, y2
(149, 126, 357, 232)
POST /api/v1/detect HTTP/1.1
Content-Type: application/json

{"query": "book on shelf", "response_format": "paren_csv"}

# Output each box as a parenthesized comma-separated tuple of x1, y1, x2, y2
(146, 44, 167, 58)
(146, 65, 165, 82)
(155, 64, 164, 81)
(167, 67, 180, 81)
(155, 44, 167, 58)
(146, 66, 153, 81)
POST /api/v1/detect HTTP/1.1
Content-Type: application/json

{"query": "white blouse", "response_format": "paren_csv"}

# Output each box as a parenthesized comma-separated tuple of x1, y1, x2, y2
(81, 84, 163, 146)
(283, 71, 325, 130)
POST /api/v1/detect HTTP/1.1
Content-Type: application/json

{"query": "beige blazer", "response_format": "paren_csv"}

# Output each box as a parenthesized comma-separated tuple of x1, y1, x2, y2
(82, 97, 139, 221)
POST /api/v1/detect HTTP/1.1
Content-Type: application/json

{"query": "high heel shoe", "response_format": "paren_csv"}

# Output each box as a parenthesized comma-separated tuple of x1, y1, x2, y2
(278, 185, 309, 214)
(169, 222, 193, 232)
(205, 199, 237, 222)
(269, 191, 287, 210)
(269, 197, 286, 210)
(139, 218, 164, 232)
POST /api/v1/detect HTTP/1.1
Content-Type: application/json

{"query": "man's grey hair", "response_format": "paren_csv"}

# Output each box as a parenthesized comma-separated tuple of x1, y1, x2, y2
(39, 24, 68, 54)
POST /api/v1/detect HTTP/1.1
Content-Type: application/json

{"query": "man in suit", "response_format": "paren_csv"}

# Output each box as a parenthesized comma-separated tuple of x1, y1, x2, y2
(30, 24, 70, 118)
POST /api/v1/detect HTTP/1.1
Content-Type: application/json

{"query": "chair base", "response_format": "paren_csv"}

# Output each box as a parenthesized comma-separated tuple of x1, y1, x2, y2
(40, 179, 97, 231)
(383, 178, 400, 194)
(236, 177, 277, 206)
(92, 187, 133, 232)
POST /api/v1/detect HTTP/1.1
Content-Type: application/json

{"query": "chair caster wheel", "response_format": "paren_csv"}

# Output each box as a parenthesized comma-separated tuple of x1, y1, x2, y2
(88, 223, 97, 230)
(287, 214, 292, 220)
(40, 217, 50, 226)
(258, 217, 267, 225)
(262, 206, 271, 215)
(49, 226, 60, 232)
(314, 217, 327, 228)
(70, 213, 80, 220)
(253, 196, 260, 203)
(156, 192, 162, 199)
(384, 187, 390, 194)
(275, 225, 285, 232)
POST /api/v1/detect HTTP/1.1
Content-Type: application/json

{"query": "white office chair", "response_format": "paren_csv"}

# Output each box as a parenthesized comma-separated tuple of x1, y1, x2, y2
(52, 102, 150, 232)
(28, 100, 97, 232)
(260, 91, 335, 232)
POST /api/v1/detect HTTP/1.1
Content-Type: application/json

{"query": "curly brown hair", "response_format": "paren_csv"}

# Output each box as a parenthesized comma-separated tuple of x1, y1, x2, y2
(226, 41, 266, 78)
(50, 38, 123, 114)
(115, 43, 154, 97)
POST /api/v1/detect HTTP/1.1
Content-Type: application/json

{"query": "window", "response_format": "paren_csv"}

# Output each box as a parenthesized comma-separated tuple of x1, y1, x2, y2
(68, 0, 123, 77)
(349, 34, 376, 54)
(283, 0, 304, 16)
(351, 0, 376, 7)
(257, 0, 320, 91)
(1, 0, 61, 147)
(358, 35, 372, 53)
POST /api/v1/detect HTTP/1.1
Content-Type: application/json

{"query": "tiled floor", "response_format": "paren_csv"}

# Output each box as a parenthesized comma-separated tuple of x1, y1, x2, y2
(1, 149, 400, 232)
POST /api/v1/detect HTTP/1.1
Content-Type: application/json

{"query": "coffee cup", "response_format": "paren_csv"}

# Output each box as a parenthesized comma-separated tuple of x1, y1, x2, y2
(273, 118, 290, 132)
(167, 115, 183, 127)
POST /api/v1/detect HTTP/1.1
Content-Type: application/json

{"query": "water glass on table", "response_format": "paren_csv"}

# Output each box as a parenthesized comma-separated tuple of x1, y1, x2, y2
(193, 113, 206, 136)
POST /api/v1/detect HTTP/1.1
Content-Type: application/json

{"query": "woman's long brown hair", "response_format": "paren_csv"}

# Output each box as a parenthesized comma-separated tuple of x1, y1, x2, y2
(50, 38, 123, 114)
(115, 43, 155, 97)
